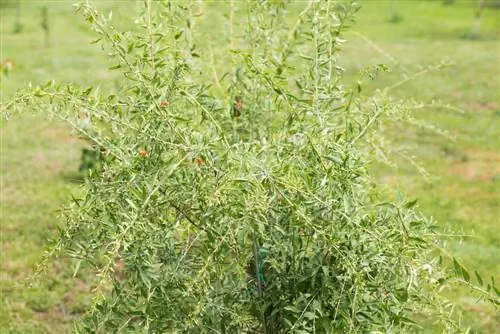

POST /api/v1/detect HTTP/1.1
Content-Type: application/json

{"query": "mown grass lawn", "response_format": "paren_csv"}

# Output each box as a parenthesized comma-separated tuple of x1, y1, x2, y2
(1, 0, 498, 332)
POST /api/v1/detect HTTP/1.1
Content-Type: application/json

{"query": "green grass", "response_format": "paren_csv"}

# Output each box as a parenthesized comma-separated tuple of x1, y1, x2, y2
(1, 0, 499, 332)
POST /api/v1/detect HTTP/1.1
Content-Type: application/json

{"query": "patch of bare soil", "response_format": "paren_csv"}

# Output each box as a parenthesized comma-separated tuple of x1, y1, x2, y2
(450, 150, 500, 181)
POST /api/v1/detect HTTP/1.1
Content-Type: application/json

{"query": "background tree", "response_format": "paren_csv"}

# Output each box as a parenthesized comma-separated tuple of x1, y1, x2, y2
(41, 6, 50, 47)
(473, 0, 487, 37)
(12, 0, 23, 34)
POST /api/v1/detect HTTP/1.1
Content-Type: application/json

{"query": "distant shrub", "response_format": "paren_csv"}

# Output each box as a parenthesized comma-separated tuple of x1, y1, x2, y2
(388, 12, 403, 23)
(460, 31, 482, 40)
(12, 0, 23, 34)
(13, 21, 23, 34)
(485, 0, 500, 8)
(0, 0, 18, 8)
(3, 0, 499, 332)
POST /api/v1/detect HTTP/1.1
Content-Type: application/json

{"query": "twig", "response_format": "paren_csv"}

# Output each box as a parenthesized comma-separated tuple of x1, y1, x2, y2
(146, 0, 155, 70)
(350, 104, 383, 145)
(252, 231, 267, 334)
(209, 45, 225, 96)
(384, 62, 449, 92)
(350, 30, 410, 75)
(396, 207, 410, 242)
(171, 203, 221, 237)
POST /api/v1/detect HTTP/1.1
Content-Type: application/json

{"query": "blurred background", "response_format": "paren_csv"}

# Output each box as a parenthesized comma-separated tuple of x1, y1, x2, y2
(1, 0, 498, 332)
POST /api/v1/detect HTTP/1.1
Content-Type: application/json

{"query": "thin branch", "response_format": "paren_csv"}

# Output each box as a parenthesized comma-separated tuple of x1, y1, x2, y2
(146, 0, 155, 70)
(209, 45, 225, 97)
(350, 30, 410, 76)
(384, 62, 449, 92)
(171, 203, 221, 237)
(396, 207, 410, 242)
(350, 105, 383, 145)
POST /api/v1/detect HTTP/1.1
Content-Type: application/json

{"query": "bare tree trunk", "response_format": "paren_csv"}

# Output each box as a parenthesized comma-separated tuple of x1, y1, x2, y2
(474, 15, 481, 35)
(473, 0, 486, 36)
(41, 6, 50, 48)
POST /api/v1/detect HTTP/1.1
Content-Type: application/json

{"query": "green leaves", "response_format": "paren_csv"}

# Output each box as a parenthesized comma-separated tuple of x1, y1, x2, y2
(453, 258, 470, 283)
(5, 0, 487, 333)
(475, 270, 483, 286)
(405, 199, 418, 209)
(174, 30, 183, 40)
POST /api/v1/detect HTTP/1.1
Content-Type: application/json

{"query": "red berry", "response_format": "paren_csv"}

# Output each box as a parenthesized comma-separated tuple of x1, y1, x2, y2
(194, 156, 205, 166)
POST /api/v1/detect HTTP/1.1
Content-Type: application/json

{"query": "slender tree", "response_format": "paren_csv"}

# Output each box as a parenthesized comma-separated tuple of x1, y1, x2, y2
(41, 6, 51, 47)
(13, 0, 23, 34)
(473, 0, 487, 36)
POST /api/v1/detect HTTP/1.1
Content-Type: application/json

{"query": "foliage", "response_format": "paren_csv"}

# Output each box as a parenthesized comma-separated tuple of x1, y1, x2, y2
(442, 0, 456, 6)
(0, 0, 18, 8)
(79, 148, 104, 173)
(484, 0, 500, 8)
(2, 0, 498, 332)
(388, 12, 403, 24)
(13, 20, 23, 34)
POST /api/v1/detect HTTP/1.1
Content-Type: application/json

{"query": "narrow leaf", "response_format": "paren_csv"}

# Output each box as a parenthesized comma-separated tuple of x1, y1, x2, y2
(475, 271, 483, 286)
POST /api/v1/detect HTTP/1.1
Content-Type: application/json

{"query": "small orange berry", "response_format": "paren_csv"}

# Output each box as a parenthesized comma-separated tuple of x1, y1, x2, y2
(161, 100, 169, 107)
(139, 149, 149, 158)
(194, 156, 205, 166)
(232, 96, 243, 118)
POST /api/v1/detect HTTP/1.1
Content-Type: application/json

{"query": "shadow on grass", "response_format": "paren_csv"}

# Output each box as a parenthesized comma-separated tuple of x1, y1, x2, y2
(60, 172, 85, 184)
